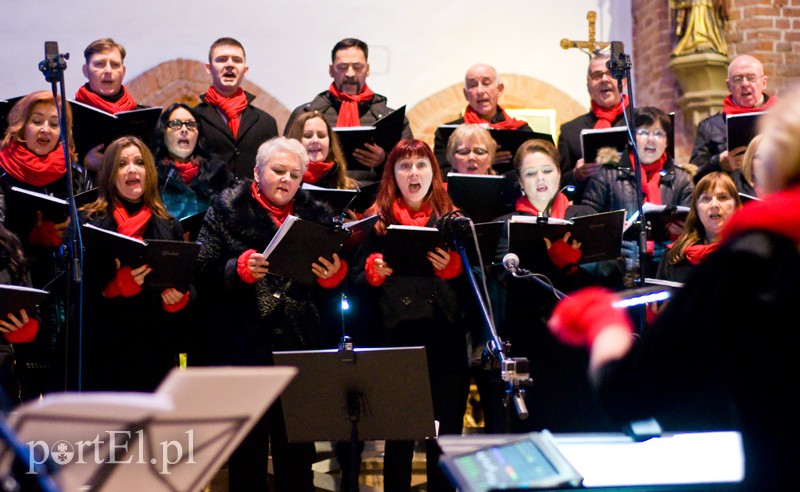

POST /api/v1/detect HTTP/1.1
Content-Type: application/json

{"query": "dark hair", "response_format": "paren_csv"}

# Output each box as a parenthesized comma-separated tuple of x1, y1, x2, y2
(150, 103, 211, 162)
(635, 106, 672, 135)
(208, 37, 246, 62)
(0, 223, 26, 285)
(667, 172, 741, 264)
(331, 38, 368, 62)
(367, 139, 454, 235)
(84, 38, 127, 63)
(512, 139, 561, 178)
(285, 112, 353, 189)
(81, 136, 170, 219)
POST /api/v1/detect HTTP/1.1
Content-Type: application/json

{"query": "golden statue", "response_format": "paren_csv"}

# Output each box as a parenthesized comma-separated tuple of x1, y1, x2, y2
(670, 0, 728, 57)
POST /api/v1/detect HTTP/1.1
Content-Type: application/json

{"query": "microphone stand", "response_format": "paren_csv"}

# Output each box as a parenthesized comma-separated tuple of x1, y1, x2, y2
(607, 43, 647, 333)
(39, 44, 85, 390)
(439, 215, 532, 427)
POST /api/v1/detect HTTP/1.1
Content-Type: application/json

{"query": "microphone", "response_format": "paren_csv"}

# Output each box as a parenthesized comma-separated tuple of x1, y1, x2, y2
(39, 41, 68, 83)
(502, 253, 521, 274)
(436, 211, 472, 237)
(606, 41, 629, 82)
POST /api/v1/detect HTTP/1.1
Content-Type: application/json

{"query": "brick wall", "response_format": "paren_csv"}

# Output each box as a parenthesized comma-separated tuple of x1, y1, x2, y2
(631, 0, 800, 164)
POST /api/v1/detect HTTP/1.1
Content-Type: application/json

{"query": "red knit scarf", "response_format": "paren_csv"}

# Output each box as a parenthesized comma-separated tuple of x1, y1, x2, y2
(171, 158, 199, 184)
(328, 83, 375, 127)
(684, 242, 720, 265)
(204, 86, 248, 139)
(392, 198, 432, 227)
(250, 181, 293, 226)
(462, 105, 527, 130)
(112, 202, 152, 240)
(592, 94, 629, 129)
(303, 160, 334, 184)
(0, 141, 66, 186)
(515, 192, 570, 218)
(630, 150, 667, 205)
(74, 84, 137, 114)
(722, 183, 800, 246)
(722, 93, 779, 116)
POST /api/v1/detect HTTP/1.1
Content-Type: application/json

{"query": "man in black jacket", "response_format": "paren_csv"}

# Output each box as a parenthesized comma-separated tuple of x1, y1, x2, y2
(193, 37, 278, 180)
(284, 38, 412, 183)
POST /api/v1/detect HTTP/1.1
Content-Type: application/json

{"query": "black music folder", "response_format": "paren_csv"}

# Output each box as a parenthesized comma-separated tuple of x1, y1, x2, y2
(81, 223, 200, 292)
(261, 215, 350, 285)
(348, 181, 380, 214)
(340, 213, 380, 258)
(334, 106, 406, 170)
(383, 225, 447, 277)
(300, 183, 358, 216)
(0, 285, 48, 316)
(623, 203, 690, 242)
(10, 186, 97, 223)
(508, 210, 625, 271)
(178, 209, 208, 243)
(69, 100, 162, 157)
(446, 173, 517, 223)
(726, 111, 767, 151)
(580, 126, 630, 163)
(463, 220, 504, 268)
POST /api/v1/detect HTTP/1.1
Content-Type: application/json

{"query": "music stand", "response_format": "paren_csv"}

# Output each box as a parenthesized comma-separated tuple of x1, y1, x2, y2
(273, 346, 435, 491)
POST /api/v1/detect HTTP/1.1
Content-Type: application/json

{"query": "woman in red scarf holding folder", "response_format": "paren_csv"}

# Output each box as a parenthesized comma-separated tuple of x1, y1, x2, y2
(0, 90, 92, 400)
(195, 136, 345, 492)
(349, 139, 467, 492)
(547, 84, 800, 491)
(489, 138, 621, 435)
(78, 136, 188, 392)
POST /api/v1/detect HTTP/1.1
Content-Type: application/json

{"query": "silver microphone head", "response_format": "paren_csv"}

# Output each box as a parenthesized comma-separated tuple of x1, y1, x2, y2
(502, 253, 520, 272)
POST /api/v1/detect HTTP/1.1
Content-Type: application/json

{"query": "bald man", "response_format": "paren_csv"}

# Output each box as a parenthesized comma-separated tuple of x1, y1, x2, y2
(691, 54, 778, 190)
(433, 63, 532, 175)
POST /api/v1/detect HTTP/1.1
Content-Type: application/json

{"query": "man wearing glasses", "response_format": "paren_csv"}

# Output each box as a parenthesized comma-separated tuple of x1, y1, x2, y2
(194, 37, 278, 180)
(558, 54, 631, 202)
(691, 54, 778, 189)
(433, 63, 532, 176)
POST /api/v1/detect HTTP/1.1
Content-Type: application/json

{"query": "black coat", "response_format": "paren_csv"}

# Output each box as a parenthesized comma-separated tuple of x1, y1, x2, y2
(690, 111, 757, 194)
(284, 91, 413, 183)
(78, 210, 187, 392)
(194, 181, 341, 366)
(193, 91, 279, 180)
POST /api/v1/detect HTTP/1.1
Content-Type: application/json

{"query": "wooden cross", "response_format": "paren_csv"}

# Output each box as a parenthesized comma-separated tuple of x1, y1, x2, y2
(560, 11, 610, 56)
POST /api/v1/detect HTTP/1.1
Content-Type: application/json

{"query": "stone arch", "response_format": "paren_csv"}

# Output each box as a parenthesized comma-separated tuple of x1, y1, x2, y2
(125, 58, 291, 132)
(408, 74, 588, 148)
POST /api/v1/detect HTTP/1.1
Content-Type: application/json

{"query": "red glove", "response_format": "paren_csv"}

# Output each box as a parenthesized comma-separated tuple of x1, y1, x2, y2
(162, 291, 190, 313)
(29, 221, 62, 248)
(433, 250, 462, 279)
(4, 318, 39, 344)
(548, 287, 633, 348)
(365, 252, 386, 287)
(547, 238, 583, 273)
(102, 265, 142, 298)
(236, 249, 258, 284)
(317, 260, 348, 289)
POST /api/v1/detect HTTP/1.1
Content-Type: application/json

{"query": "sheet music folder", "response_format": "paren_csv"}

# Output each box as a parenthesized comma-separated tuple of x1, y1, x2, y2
(334, 106, 406, 170)
(509, 210, 625, 270)
(1, 366, 297, 492)
(580, 126, 630, 163)
(69, 100, 162, 158)
(273, 346, 434, 442)
(726, 111, 767, 151)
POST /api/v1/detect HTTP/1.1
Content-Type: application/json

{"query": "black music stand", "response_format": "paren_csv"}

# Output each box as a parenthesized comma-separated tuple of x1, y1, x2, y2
(273, 346, 435, 491)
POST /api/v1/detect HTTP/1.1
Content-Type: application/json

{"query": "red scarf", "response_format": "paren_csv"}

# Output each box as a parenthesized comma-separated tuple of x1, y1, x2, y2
(630, 150, 667, 205)
(112, 202, 152, 240)
(684, 242, 720, 265)
(303, 161, 334, 184)
(722, 183, 800, 246)
(0, 141, 66, 187)
(514, 193, 570, 218)
(392, 198, 432, 227)
(172, 159, 199, 184)
(204, 86, 248, 139)
(250, 181, 293, 226)
(722, 93, 778, 116)
(462, 105, 527, 130)
(74, 84, 137, 114)
(328, 83, 375, 127)
(592, 94, 629, 129)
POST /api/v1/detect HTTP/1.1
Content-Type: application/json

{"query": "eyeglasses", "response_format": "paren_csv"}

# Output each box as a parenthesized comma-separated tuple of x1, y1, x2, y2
(636, 129, 668, 140)
(589, 70, 612, 81)
(730, 74, 763, 85)
(455, 147, 489, 156)
(166, 119, 199, 131)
